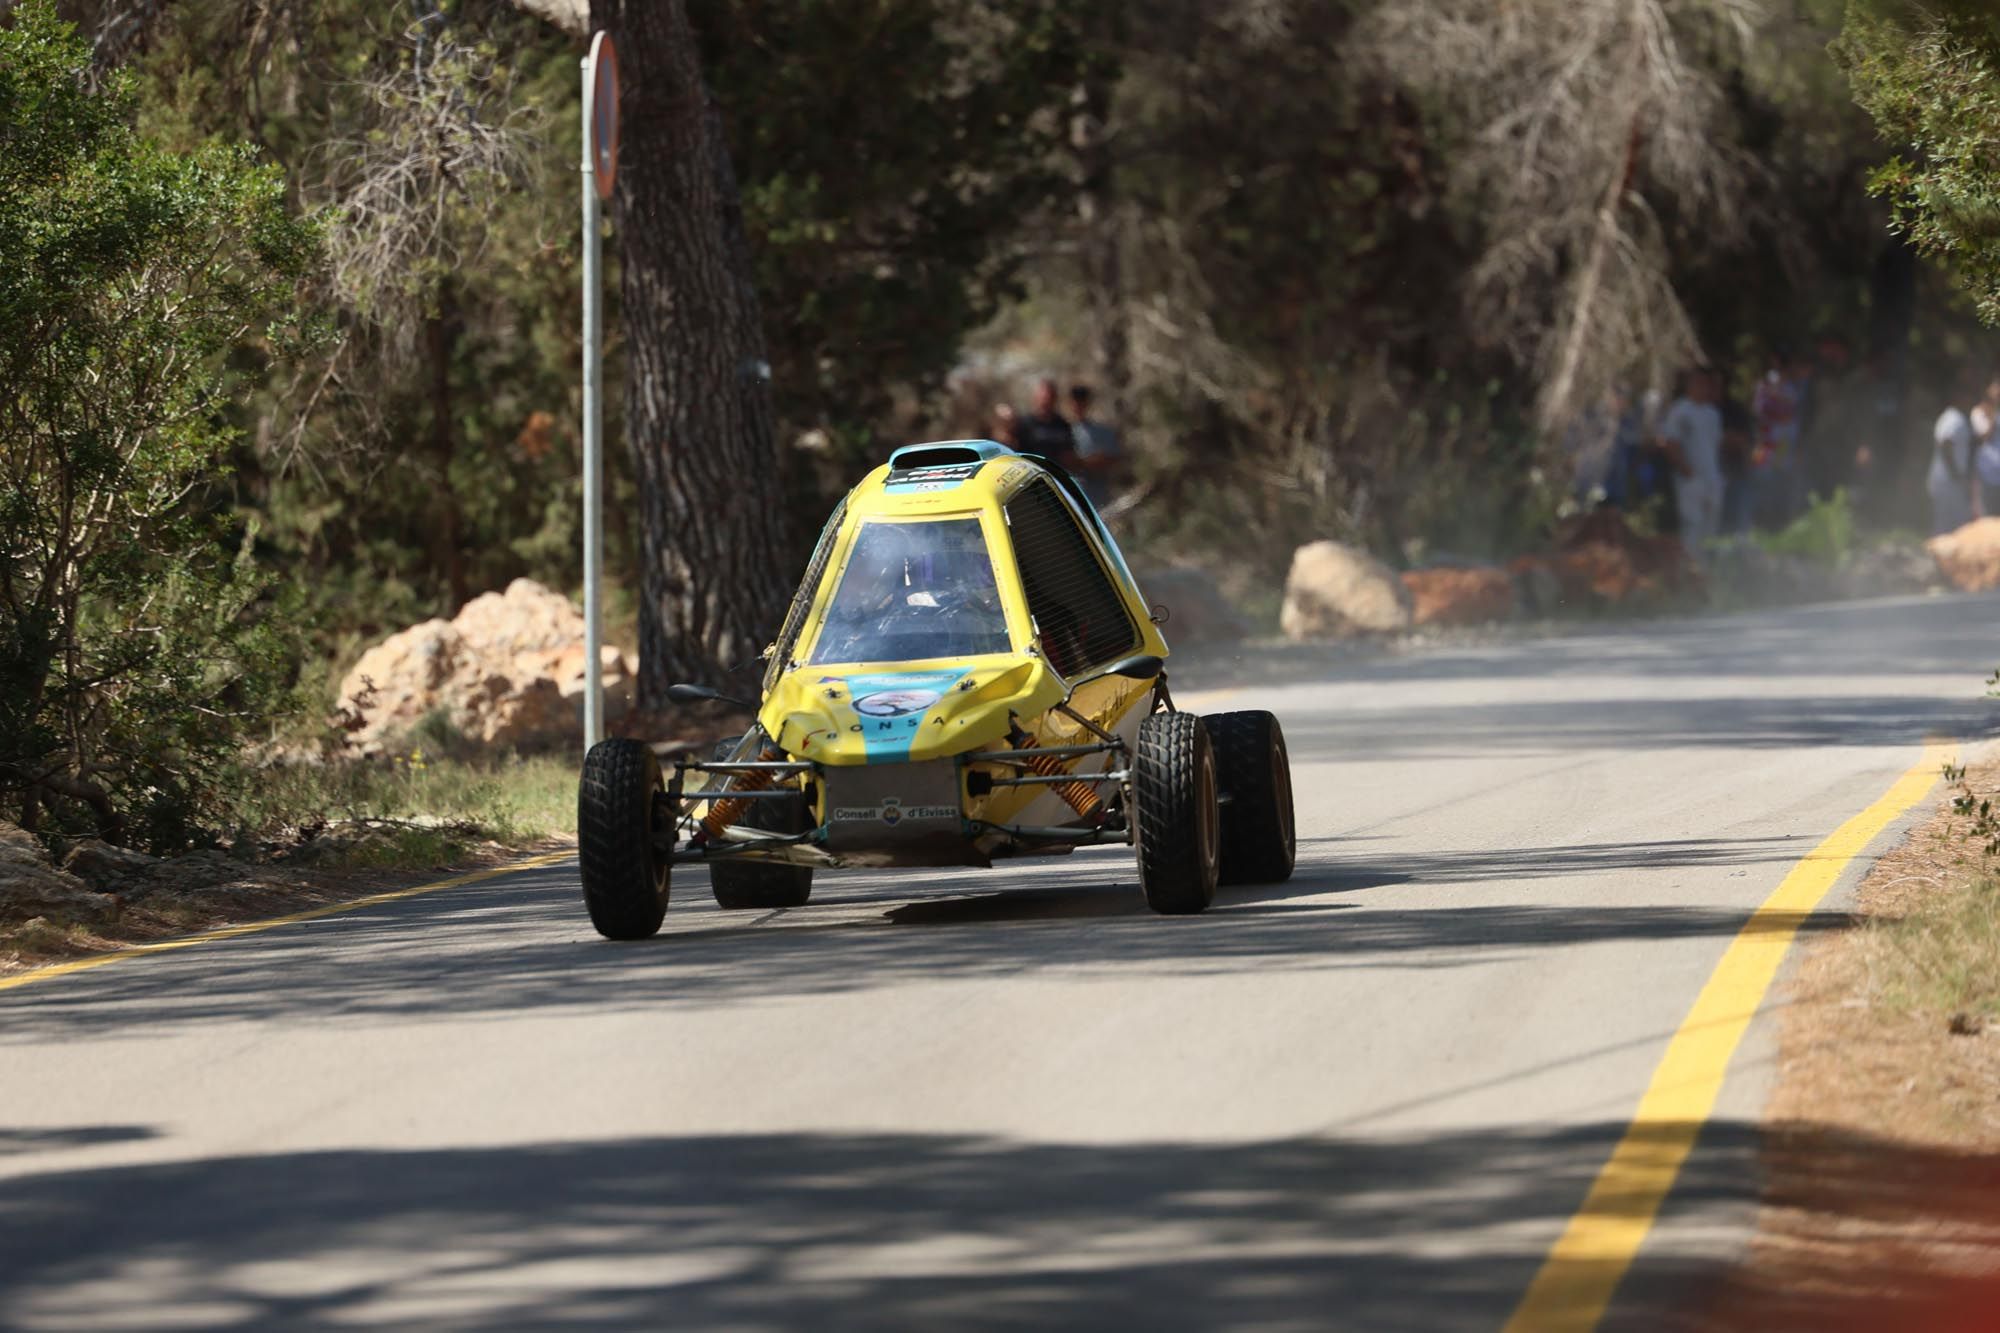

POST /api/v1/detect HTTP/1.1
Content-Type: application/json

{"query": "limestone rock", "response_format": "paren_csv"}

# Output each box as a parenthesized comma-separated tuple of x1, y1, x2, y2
(0, 822, 114, 928)
(336, 578, 635, 753)
(1926, 517, 2000, 592)
(1843, 542, 1945, 598)
(1279, 541, 1413, 639)
(1401, 567, 1517, 627)
(61, 839, 159, 893)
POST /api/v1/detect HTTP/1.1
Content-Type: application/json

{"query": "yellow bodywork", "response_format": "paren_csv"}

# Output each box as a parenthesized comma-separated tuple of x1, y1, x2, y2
(748, 445, 1168, 835)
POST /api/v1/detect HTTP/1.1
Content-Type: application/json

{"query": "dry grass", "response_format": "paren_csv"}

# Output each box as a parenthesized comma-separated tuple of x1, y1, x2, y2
(1698, 756, 2000, 1330)
(1, 752, 581, 975)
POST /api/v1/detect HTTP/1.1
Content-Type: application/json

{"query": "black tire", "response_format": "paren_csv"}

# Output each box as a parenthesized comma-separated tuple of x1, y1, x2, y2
(707, 738, 814, 909)
(1131, 711, 1221, 915)
(1207, 710, 1296, 886)
(577, 738, 670, 940)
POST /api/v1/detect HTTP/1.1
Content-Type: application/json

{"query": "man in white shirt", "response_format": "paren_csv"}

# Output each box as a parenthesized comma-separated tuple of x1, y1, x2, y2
(1930, 391, 1977, 535)
(1658, 369, 1726, 559)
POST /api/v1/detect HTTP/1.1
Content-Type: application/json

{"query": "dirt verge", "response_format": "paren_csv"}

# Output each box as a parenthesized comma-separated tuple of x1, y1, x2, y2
(1, 834, 571, 977)
(1699, 756, 2000, 1330)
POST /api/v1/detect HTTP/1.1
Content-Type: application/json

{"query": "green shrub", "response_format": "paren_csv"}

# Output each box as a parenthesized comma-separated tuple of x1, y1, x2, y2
(0, 4, 320, 850)
(1755, 488, 1857, 567)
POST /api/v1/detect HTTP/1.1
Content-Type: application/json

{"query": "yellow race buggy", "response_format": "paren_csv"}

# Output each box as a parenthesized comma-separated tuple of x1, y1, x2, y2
(576, 440, 1294, 937)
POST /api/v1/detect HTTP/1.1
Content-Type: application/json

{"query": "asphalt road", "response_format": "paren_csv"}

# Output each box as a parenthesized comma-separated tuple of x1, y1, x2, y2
(3, 593, 1996, 1332)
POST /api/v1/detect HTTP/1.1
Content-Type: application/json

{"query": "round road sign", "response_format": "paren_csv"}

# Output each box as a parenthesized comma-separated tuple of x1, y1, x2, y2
(584, 31, 619, 201)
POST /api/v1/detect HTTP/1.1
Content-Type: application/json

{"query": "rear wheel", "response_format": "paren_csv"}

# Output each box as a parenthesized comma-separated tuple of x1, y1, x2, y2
(1207, 710, 1296, 886)
(577, 738, 670, 939)
(707, 739, 815, 909)
(1132, 711, 1220, 915)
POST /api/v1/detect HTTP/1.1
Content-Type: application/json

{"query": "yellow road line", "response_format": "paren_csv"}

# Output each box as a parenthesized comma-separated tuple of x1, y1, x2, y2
(0, 848, 575, 995)
(1502, 741, 1952, 1333)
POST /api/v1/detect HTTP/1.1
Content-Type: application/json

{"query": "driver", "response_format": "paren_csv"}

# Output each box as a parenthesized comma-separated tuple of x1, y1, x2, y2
(816, 523, 1009, 661)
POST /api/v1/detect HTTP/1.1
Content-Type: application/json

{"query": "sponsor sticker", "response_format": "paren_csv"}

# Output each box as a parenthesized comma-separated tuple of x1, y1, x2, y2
(855, 688, 941, 718)
(829, 800, 959, 825)
(885, 461, 983, 490)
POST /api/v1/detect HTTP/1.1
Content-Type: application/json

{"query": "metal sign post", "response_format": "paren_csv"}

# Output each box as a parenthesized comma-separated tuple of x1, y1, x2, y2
(580, 32, 619, 749)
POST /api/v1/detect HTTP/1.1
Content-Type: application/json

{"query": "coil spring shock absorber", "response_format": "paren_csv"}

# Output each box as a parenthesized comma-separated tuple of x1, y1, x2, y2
(1007, 726, 1103, 820)
(698, 746, 778, 839)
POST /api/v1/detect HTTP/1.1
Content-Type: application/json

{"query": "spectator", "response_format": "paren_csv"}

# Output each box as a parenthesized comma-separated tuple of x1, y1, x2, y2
(1803, 333, 1858, 498)
(1625, 384, 1676, 519)
(1592, 390, 1640, 508)
(1974, 374, 2000, 516)
(1014, 377, 1075, 462)
(1066, 384, 1124, 508)
(1928, 372, 1980, 535)
(1783, 350, 1816, 514)
(1751, 350, 1802, 527)
(1658, 368, 1726, 558)
(989, 402, 1019, 449)
(1721, 390, 1755, 536)
(1561, 390, 1619, 502)
(1600, 387, 1648, 509)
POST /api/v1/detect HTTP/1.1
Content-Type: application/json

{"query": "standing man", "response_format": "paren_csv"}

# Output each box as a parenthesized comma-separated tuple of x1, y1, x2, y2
(1066, 383, 1124, 509)
(1929, 370, 1980, 535)
(1973, 373, 2000, 517)
(1659, 368, 1726, 560)
(1015, 377, 1076, 463)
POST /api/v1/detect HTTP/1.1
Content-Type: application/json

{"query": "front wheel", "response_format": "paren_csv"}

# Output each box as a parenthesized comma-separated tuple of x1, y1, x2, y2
(1207, 710, 1296, 886)
(1132, 711, 1220, 915)
(578, 738, 670, 939)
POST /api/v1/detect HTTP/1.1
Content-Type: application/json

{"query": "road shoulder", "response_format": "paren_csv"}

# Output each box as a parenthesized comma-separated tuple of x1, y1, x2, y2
(1700, 753, 2000, 1329)
(1, 837, 573, 979)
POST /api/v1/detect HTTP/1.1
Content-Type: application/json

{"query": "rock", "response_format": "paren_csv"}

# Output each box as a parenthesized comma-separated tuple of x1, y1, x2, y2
(1842, 542, 1945, 598)
(1509, 560, 1565, 616)
(1279, 541, 1413, 640)
(1511, 510, 1699, 610)
(131, 849, 249, 897)
(1135, 567, 1250, 643)
(0, 822, 114, 929)
(1706, 543, 1835, 605)
(451, 578, 588, 661)
(336, 578, 635, 753)
(61, 838, 159, 892)
(1925, 517, 2000, 592)
(0, 821, 47, 872)
(1401, 566, 1517, 627)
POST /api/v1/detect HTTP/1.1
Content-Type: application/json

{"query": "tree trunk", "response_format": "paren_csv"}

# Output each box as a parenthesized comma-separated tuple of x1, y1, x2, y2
(1539, 23, 1647, 434)
(1072, 16, 1130, 421)
(591, 0, 790, 706)
(425, 283, 469, 612)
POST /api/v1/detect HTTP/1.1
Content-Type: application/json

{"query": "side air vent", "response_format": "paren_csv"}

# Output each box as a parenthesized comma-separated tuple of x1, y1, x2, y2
(891, 445, 984, 471)
(886, 439, 1016, 472)
(1005, 479, 1139, 678)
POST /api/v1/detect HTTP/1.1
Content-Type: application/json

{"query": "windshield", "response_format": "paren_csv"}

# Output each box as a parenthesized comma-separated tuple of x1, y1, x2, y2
(809, 518, 1013, 664)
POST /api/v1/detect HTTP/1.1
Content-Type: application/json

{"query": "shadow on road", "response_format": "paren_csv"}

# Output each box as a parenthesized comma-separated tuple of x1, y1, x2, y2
(0, 1120, 1719, 1332)
(0, 840, 1844, 1038)
(0, 1117, 1992, 1331)
(0, 1126, 157, 1157)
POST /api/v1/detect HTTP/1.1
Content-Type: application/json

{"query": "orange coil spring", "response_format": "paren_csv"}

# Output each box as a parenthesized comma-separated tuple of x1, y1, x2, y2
(1015, 737, 1103, 819)
(700, 762, 776, 838)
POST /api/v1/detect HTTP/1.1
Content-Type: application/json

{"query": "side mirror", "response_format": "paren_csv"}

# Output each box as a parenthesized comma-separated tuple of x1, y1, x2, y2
(1105, 653, 1164, 681)
(1060, 653, 1164, 704)
(667, 682, 753, 709)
